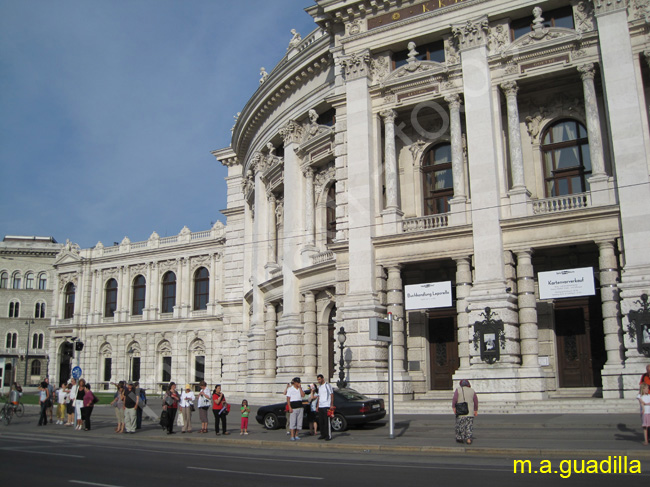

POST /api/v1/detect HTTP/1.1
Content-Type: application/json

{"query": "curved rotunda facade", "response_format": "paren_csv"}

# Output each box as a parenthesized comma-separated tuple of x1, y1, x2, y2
(54, 0, 650, 403)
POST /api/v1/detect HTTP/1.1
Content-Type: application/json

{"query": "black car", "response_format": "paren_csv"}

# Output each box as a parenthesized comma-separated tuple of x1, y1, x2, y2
(255, 387, 386, 432)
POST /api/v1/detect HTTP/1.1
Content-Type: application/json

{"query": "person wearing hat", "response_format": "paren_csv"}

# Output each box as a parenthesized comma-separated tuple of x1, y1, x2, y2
(286, 377, 305, 441)
(180, 383, 195, 433)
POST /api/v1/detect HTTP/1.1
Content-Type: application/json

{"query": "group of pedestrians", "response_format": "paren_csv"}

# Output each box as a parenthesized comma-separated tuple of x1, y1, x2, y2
(39, 377, 98, 430)
(109, 380, 147, 434)
(160, 381, 244, 436)
(285, 374, 335, 441)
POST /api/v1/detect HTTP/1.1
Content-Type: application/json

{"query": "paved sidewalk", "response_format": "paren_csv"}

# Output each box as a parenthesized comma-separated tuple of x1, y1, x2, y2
(3, 405, 650, 460)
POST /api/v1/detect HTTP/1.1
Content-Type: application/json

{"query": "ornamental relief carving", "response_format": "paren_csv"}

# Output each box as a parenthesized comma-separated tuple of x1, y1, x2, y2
(279, 120, 304, 145)
(339, 50, 371, 80)
(130, 264, 146, 277)
(523, 92, 585, 143)
(574, 0, 596, 33)
(314, 162, 336, 198)
(102, 268, 119, 281)
(488, 22, 510, 55)
(382, 42, 447, 87)
(452, 16, 489, 51)
(370, 54, 389, 85)
(190, 255, 211, 272)
(59, 274, 78, 288)
(630, 0, 650, 22)
(158, 259, 178, 274)
(345, 19, 363, 36)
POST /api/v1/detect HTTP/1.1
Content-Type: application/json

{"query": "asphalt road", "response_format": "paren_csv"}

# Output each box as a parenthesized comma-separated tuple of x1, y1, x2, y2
(1, 429, 649, 487)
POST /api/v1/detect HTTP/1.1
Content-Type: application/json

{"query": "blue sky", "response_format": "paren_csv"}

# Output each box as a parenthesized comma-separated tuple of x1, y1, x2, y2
(0, 0, 317, 248)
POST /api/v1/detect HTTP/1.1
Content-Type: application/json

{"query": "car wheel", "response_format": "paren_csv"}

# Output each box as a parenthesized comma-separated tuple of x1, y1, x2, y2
(331, 413, 347, 432)
(263, 412, 279, 430)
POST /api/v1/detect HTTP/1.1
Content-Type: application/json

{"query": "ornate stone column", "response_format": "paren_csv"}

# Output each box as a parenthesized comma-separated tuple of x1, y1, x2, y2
(266, 191, 277, 266)
(181, 258, 191, 318)
(380, 109, 403, 234)
(597, 241, 623, 366)
(386, 266, 406, 373)
(577, 64, 606, 177)
(445, 94, 467, 225)
(303, 292, 317, 376)
(303, 167, 316, 248)
(454, 257, 472, 369)
(515, 250, 539, 368)
(88, 269, 97, 324)
(264, 303, 277, 378)
(209, 253, 218, 313)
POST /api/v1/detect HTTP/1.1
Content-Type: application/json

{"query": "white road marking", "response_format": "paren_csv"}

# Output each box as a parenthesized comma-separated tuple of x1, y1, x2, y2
(70, 481, 124, 487)
(188, 466, 323, 480)
(5, 447, 84, 458)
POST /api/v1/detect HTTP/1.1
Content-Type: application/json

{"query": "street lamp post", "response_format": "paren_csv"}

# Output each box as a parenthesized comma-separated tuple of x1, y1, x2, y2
(23, 319, 34, 386)
(336, 327, 347, 389)
(127, 348, 135, 382)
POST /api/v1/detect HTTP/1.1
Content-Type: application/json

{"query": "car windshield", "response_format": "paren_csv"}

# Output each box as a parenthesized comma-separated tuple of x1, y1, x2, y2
(336, 388, 369, 401)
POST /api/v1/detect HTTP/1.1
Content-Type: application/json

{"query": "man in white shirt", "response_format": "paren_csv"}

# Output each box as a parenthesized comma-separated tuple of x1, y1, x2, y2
(316, 374, 334, 440)
(286, 377, 305, 441)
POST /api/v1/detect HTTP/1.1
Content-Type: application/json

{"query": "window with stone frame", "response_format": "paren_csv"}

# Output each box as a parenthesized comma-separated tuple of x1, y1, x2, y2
(24, 272, 34, 289)
(6, 332, 17, 349)
(104, 278, 118, 318)
(132, 275, 146, 316)
(35, 302, 46, 319)
(30, 359, 41, 376)
(32, 332, 44, 349)
(510, 6, 574, 40)
(38, 273, 47, 290)
(161, 272, 176, 313)
(326, 184, 337, 244)
(12, 272, 21, 289)
(64, 283, 75, 319)
(193, 267, 209, 311)
(0, 272, 7, 288)
(162, 356, 172, 382)
(9, 301, 20, 318)
(392, 40, 444, 69)
(542, 119, 591, 197)
(422, 143, 454, 215)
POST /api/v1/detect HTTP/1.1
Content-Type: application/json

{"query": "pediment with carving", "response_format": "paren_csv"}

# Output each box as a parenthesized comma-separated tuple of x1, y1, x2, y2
(381, 59, 447, 89)
(501, 27, 582, 57)
(295, 124, 335, 164)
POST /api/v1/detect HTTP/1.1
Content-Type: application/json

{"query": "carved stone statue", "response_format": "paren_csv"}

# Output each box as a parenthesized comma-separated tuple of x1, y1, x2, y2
(288, 29, 302, 50)
(406, 41, 419, 64)
(259, 67, 269, 84)
(266, 142, 276, 157)
(532, 6, 545, 32)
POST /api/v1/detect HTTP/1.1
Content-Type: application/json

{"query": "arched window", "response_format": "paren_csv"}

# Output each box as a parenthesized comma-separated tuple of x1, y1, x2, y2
(193, 267, 209, 311)
(326, 185, 337, 244)
(422, 143, 453, 215)
(32, 332, 44, 349)
(542, 119, 591, 197)
(38, 273, 47, 290)
(30, 360, 41, 376)
(64, 283, 75, 319)
(12, 272, 21, 289)
(9, 301, 19, 318)
(161, 272, 176, 313)
(0, 272, 7, 288)
(6, 332, 17, 349)
(25, 272, 34, 289)
(104, 278, 118, 317)
(35, 302, 46, 319)
(132, 275, 146, 316)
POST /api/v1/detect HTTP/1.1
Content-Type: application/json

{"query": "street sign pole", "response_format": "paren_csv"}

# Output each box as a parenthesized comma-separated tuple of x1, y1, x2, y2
(388, 312, 394, 439)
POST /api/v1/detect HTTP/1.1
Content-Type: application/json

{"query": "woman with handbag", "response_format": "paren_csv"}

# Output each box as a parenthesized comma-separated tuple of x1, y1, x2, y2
(162, 382, 180, 435)
(179, 384, 195, 433)
(452, 379, 478, 445)
(212, 384, 229, 435)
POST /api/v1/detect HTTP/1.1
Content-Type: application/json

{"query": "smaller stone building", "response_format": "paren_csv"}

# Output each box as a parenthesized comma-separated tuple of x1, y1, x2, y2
(0, 236, 63, 389)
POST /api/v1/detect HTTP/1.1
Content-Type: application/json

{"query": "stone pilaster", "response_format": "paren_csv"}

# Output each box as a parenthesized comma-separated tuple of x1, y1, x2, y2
(380, 109, 403, 234)
(303, 292, 317, 376)
(266, 191, 277, 267)
(444, 94, 468, 225)
(454, 257, 472, 369)
(303, 167, 316, 249)
(386, 266, 405, 373)
(264, 303, 277, 378)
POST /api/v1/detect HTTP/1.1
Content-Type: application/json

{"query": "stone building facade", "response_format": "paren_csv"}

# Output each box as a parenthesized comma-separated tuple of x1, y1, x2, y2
(51, 0, 650, 403)
(212, 0, 650, 401)
(0, 236, 62, 388)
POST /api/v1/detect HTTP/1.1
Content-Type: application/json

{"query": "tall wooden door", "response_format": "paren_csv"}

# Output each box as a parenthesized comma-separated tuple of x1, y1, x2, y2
(428, 314, 459, 390)
(555, 298, 605, 388)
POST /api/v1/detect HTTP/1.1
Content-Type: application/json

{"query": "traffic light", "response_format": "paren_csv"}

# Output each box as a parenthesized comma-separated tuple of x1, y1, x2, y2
(75, 341, 84, 351)
(62, 341, 74, 358)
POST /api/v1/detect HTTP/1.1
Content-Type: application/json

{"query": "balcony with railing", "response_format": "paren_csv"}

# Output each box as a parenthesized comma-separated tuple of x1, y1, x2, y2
(402, 213, 449, 233)
(532, 193, 589, 214)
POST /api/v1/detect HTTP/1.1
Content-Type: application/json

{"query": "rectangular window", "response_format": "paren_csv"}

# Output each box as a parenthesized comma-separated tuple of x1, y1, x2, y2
(132, 357, 141, 382)
(104, 357, 112, 382)
(162, 356, 172, 382)
(194, 356, 205, 383)
(392, 40, 445, 69)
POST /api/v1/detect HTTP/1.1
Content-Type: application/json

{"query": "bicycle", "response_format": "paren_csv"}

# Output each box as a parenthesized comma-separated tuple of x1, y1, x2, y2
(1, 402, 14, 425)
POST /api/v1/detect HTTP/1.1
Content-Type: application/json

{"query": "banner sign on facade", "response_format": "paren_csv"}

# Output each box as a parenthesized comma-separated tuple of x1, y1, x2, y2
(538, 267, 595, 300)
(405, 281, 452, 310)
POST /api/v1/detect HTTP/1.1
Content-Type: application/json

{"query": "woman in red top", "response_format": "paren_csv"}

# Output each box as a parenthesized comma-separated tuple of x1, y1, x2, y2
(212, 384, 229, 436)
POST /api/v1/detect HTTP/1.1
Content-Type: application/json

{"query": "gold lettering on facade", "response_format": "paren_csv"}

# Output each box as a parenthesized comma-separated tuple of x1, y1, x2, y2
(423, 4, 430, 12)
(368, 0, 467, 30)
(393, 13, 401, 20)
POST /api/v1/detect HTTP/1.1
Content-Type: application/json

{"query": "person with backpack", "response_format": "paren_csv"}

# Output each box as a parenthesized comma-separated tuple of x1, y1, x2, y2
(124, 382, 139, 433)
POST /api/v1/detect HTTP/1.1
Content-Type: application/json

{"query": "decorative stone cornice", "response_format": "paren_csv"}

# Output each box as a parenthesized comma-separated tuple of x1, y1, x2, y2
(577, 63, 596, 80)
(339, 50, 371, 80)
(452, 16, 489, 51)
(279, 120, 304, 146)
(593, 0, 627, 16)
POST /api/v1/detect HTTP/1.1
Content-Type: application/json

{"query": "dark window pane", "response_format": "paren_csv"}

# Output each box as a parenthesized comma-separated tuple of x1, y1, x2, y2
(104, 358, 112, 382)
(132, 275, 146, 316)
(193, 268, 209, 311)
(162, 356, 172, 382)
(104, 279, 118, 318)
(195, 356, 205, 383)
(162, 272, 176, 313)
